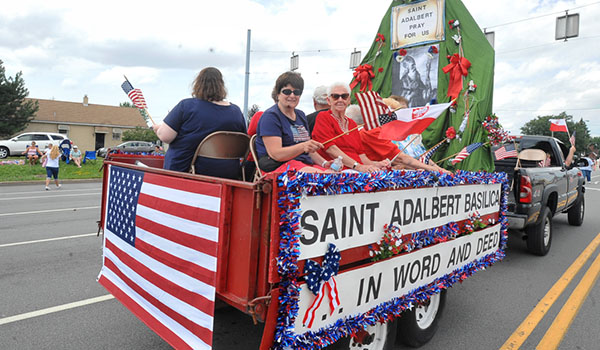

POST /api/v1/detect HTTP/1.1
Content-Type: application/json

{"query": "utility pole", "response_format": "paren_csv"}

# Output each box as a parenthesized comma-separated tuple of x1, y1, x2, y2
(243, 29, 251, 125)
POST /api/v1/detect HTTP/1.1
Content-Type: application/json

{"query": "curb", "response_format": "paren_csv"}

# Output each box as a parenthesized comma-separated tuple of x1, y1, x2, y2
(0, 178, 102, 186)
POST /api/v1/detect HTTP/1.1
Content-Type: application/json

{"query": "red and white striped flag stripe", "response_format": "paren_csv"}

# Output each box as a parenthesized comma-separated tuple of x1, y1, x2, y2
(355, 91, 391, 131)
(98, 164, 221, 350)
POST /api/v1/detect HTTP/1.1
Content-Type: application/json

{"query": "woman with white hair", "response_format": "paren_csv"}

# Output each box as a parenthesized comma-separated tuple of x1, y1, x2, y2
(311, 82, 389, 173)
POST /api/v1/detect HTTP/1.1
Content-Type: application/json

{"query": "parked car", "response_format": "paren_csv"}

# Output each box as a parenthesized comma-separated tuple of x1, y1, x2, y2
(96, 141, 156, 158)
(0, 132, 69, 159)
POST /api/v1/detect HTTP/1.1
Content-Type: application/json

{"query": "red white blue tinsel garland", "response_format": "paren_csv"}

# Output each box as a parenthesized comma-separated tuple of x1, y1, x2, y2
(274, 169, 509, 349)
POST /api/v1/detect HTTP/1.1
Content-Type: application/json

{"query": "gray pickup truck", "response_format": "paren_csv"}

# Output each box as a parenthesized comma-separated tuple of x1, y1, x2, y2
(494, 135, 585, 255)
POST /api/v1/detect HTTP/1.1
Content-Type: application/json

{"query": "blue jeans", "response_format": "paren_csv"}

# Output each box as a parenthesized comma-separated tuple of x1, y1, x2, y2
(46, 166, 59, 179)
(582, 169, 591, 181)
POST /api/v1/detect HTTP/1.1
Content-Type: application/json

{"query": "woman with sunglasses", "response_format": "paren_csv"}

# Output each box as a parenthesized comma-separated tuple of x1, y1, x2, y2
(311, 82, 389, 173)
(255, 71, 331, 173)
(153, 67, 247, 178)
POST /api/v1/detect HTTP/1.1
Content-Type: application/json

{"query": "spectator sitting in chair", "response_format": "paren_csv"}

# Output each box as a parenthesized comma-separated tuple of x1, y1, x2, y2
(22, 141, 42, 166)
(70, 145, 82, 168)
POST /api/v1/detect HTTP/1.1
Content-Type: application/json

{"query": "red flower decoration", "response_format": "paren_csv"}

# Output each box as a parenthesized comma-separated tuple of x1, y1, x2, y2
(399, 48, 407, 56)
(445, 126, 457, 139)
(378, 67, 384, 73)
(376, 33, 385, 42)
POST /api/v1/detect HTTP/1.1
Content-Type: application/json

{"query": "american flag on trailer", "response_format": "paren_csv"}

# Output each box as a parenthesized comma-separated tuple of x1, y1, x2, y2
(98, 164, 222, 350)
(451, 142, 484, 165)
(121, 80, 148, 110)
(355, 91, 393, 130)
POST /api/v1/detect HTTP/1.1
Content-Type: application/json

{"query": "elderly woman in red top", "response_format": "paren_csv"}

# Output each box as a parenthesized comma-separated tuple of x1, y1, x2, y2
(311, 82, 389, 173)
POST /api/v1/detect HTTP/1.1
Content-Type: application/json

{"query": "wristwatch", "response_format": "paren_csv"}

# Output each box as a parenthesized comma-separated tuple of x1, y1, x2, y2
(352, 162, 359, 169)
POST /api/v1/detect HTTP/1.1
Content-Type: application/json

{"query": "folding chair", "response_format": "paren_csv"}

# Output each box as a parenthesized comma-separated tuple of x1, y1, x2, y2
(82, 151, 97, 164)
(249, 134, 265, 182)
(189, 131, 250, 181)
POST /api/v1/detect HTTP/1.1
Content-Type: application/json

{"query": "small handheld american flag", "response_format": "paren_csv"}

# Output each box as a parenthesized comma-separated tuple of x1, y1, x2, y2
(121, 79, 148, 110)
(494, 143, 518, 160)
(451, 142, 484, 165)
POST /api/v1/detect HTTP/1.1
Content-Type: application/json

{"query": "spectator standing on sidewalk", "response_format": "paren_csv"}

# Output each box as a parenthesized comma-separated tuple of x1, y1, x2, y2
(41, 145, 62, 190)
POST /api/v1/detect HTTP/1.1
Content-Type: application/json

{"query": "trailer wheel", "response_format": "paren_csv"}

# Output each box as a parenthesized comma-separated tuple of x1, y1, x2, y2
(396, 290, 446, 348)
(329, 319, 397, 350)
(526, 206, 552, 256)
(567, 194, 584, 226)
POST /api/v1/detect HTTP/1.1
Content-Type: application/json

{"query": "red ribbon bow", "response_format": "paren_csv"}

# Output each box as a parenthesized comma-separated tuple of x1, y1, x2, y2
(350, 64, 375, 93)
(376, 33, 385, 42)
(442, 53, 471, 99)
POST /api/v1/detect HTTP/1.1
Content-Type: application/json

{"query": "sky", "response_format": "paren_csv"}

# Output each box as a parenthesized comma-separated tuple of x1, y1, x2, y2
(1, 0, 599, 136)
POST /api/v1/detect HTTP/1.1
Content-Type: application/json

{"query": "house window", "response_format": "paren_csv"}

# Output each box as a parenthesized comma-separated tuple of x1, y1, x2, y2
(58, 124, 69, 137)
(112, 128, 122, 141)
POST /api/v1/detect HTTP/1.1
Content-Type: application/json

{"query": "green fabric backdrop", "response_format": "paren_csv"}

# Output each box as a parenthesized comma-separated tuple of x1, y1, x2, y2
(350, 0, 495, 171)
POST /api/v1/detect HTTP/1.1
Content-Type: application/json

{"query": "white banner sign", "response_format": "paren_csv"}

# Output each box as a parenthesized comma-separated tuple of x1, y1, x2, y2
(298, 184, 501, 260)
(391, 0, 445, 49)
(294, 224, 501, 332)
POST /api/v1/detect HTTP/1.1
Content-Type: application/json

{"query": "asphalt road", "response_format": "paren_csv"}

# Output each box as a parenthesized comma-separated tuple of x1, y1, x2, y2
(1, 172, 599, 349)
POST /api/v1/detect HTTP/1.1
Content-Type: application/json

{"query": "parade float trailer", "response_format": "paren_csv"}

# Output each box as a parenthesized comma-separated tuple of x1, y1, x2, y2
(97, 158, 508, 349)
(96, 1, 509, 349)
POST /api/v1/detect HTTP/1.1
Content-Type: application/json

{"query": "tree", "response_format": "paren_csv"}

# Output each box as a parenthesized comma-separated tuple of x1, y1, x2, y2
(120, 101, 150, 125)
(0, 60, 39, 138)
(122, 127, 159, 143)
(520, 112, 590, 154)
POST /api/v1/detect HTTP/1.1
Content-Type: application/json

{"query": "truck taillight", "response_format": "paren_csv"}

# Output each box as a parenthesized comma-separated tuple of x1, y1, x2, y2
(519, 175, 532, 203)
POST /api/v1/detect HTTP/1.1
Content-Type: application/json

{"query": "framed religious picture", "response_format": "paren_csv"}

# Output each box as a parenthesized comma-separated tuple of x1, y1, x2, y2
(392, 44, 440, 108)
(391, 0, 445, 49)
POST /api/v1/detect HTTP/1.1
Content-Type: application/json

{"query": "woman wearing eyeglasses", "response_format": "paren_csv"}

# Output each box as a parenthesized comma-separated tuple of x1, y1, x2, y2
(153, 67, 247, 178)
(311, 82, 389, 173)
(255, 71, 330, 173)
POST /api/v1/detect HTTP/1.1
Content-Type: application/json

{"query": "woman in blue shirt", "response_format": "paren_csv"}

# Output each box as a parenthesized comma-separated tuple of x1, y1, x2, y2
(153, 67, 247, 178)
(255, 71, 329, 173)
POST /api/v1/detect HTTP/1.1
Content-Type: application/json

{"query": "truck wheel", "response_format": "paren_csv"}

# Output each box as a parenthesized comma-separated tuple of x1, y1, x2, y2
(396, 290, 446, 348)
(330, 319, 397, 350)
(567, 194, 584, 226)
(0, 146, 8, 159)
(526, 206, 552, 256)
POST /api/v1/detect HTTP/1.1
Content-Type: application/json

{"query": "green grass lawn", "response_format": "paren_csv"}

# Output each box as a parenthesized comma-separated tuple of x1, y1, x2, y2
(0, 156, 104, 182)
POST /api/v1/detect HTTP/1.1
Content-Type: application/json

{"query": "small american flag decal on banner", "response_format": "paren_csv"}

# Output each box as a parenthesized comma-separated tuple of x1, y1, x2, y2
(98, 165, 222, 350)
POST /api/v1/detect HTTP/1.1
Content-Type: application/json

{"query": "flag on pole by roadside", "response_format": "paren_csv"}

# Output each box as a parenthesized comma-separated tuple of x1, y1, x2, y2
(494, 143, 518, 160)
(355, 91, 393, 131)
(569, 130, 576, 146)
(98, 164, 221, 350)
(121, 80, 148, 110)
(379, 102, 452, 141)
(549, 119, 569, 132)
(452, 142, 484, 165)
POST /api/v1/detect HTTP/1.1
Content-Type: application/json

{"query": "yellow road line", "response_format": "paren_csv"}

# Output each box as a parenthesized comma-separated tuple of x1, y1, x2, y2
(499, 232, 600, 350)
(536, 250, 600, 349)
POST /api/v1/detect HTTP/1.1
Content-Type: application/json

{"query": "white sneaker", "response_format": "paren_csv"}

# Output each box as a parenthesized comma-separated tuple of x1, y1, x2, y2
(45, 186, 50, 191)
(56, 184, 61, 189)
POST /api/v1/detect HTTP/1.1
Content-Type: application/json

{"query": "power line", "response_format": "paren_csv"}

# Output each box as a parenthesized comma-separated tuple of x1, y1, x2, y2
(484, 1, 600, 30)
(496, 107, 600, 112)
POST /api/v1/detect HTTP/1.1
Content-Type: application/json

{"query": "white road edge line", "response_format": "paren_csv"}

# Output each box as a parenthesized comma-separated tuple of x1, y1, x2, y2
(0, 206, 100, 217)
(586, 188, 600, 191)
(0, 233, 98, 248)
(0, 294, 114, 326)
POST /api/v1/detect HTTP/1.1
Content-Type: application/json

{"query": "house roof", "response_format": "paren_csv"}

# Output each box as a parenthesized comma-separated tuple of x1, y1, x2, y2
(27, 98, 148, 128)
